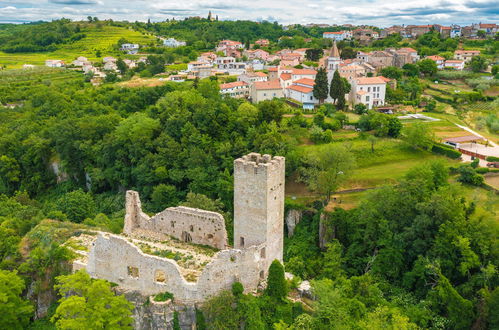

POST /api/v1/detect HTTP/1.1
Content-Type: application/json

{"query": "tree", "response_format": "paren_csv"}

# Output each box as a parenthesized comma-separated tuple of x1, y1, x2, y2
(380, 66, 403, 80)
(417, 59, 438, 77)
(55, 189, 96, 223)
(387, 116, 402, 137)
(305, 48, 323, 61)
(469, 56, 487, 73)
(51, 270, 134, 329)
(329, 70, 344, 106)
(322, 240, 345, 280)
(354, 103, 368, 115)
(116, 58, 127, 75)
(402, 122, 434, 150)
(265, 260, 288, 300)
(0, 270, 33, 330)
(367, 135, 378, 152)
(301, 144, 356, 206)
(340, 47, 356, 59)
(492, 64, 499, 76)
(313, 67, 329, 104)
(456, 165, 484, 186)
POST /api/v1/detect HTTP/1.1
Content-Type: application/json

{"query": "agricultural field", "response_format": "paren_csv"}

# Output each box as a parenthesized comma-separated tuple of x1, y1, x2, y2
(0, 24, 157, 68)
(0, 67, 84, 103)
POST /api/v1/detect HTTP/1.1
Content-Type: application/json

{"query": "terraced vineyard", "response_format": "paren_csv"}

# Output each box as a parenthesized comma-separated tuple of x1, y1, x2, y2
(0, 24, 157, 68)
(0, 67, 83, 103)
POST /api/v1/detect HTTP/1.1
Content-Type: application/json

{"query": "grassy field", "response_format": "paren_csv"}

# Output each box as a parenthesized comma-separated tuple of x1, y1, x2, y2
(0, 24, 157, 69)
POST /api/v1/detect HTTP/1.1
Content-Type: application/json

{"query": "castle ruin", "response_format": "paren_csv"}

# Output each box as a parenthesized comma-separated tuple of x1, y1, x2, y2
(80, 153, 285, 304)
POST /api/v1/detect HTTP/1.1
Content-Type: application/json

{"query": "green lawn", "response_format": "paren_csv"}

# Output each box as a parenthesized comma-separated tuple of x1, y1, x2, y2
(0, 25, 157, 68)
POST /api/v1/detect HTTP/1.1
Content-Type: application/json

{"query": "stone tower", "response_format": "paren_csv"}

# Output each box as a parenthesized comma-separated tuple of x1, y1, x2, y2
(233, 153, 285, 263)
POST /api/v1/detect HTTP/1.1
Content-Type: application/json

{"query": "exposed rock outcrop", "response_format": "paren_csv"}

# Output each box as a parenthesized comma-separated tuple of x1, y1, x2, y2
(285, 209, 302, 237)
(120, 290, 197, 330)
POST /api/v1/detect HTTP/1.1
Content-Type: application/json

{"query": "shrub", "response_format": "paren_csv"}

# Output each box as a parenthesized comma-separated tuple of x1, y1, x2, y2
(457, 165, 484, 186)
(475, 167, 489, 174)
(154, 291, 174, 302)
(232, 282, 244, 297)
(431, 143, 462, 159)
(486, 156, 499, 162)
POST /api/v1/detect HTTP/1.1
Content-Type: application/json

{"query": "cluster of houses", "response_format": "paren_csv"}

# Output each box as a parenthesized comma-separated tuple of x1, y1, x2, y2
(424, 50, 482, 71)
(212, 41, 393, 110)
(323, 29, 379, 44)
(380, 23, 497, 39)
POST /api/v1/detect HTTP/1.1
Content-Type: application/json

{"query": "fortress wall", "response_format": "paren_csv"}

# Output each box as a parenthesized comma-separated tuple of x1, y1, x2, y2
(87, 234, 266, 304)
(124, 191, 228, 249)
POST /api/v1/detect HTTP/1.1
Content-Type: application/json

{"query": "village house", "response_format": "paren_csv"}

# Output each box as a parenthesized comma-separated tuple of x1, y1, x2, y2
(350, 76, 387, 109)
(103, 61, 118, 71)
(123, 59, 136, 69)
(250, 80, 284, 103)
(267, 67, 279, 80)
(120, 43, 139, 55)
(217, 40, 244, 57)
(352, 29, 379, 43)
(254, 39, 270, 47)
(366, 50, 394, 70)
(243, 49, 270, 61)
(188, 61, 212, 72)
(477, 23, 497, 36)
(454, 50, 480, 62)
(45, 60, 65, 68)
(192, 65, 214, 79)
(238, 72, 268, 84)
(339, 63, 367, 80)
(426, 55, 446, 69)
(215, 56, 246, 74)
(103, 56, 117, 64)
(406, 25, 433, 38)
(219, 81, 249, 98)
(323, 31, 351, 41)
(285, 78, 318, 110)
(72, 56, 89, 67)
(444, 60, 465, 70)
(164, 38, 186, 48)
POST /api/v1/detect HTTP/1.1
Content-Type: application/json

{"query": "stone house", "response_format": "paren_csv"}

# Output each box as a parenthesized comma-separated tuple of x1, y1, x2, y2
(454, 50, 480, 62)
(238, 72, 268, 84)
(250, 80, 284, 103)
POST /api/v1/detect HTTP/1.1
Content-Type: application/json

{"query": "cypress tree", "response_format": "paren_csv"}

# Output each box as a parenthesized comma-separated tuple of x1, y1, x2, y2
(330, 70, 345, 109)
(313, 67, 329, 104)
(265, 260, 288, 300)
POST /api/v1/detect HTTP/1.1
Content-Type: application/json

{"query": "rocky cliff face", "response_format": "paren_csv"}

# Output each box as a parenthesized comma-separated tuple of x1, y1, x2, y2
(120, 290, 197, 330)
(285, 209, 302, 237)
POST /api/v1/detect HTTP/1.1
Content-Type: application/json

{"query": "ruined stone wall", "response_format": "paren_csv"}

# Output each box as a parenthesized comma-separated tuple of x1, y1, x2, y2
(233, 153, 285, 263)
(124, 191, 228, 250)
(87, 234, 267, 304)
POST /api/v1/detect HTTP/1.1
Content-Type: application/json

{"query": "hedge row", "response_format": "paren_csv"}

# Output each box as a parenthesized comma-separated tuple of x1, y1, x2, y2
(431, 143, 462, 159)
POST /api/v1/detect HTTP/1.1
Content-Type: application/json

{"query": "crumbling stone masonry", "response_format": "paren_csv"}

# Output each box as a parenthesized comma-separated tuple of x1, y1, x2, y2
(84, 153, 285, 304)
(124, 191, 228, 250)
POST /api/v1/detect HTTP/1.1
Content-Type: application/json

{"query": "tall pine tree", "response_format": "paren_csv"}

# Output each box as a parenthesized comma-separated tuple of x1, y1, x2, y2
(330, 70, 345, 109)
(313, 67, 329, 104)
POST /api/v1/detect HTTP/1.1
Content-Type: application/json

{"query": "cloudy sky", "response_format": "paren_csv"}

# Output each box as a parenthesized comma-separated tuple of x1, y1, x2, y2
(0, 0, 497, 26)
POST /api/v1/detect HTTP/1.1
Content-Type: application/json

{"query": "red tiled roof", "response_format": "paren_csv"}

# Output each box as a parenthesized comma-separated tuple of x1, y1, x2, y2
(426, 55, 445, 61)
(480, 23, 496, 28)
(398, 47, 417, 53)
(280, 73, 292, 80)
(291, 68, 317, 75)
(324, 31, 344, 34)
(445, 135, 483, 143)
(268, 67, 278, 72)
(287, 85, 313, 93)
(356, 76, 388, 85)
(455, 50, 480, 54)
(254, 80, 282, 90)
(293, 78, 315, 86)
(445, 60, 464, 63)
(220, 81, 248, 89)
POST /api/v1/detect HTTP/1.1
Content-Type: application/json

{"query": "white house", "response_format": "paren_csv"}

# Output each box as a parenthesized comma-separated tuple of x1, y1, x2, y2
(444, 60, 465, 70)
(350, 76, 387, 109)
(454, 50, 480, 63)
(187, 61, 212, 72)
(164, 38, 186, 48)
(426, 55, 445, 69)
(121, 43, 139, 54)
(219, 81, 249, 98)
(323, 30, 352, 41)
(285, 78, 318, 110)
(72, 56, 89, 67)
(45, 60, 65, 68)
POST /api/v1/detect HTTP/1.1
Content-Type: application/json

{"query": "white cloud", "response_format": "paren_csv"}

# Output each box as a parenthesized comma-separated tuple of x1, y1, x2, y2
(0, 0, 496, 26)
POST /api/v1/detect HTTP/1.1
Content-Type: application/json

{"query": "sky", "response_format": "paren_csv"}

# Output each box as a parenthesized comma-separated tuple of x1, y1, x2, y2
(0, 0, 497, 27)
